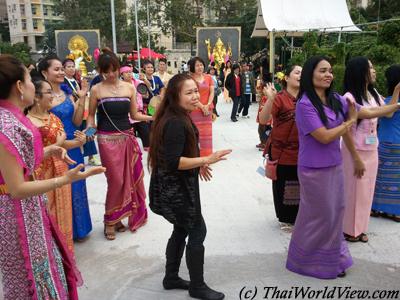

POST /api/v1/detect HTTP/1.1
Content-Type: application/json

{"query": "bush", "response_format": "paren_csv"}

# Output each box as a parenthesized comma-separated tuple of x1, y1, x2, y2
(374, 65, 389, 97)
(332, 65, 346, 94)
(0, 42, 32, 65)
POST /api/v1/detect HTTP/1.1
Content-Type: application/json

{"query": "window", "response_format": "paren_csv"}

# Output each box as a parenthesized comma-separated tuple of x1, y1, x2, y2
(20, 4, 25, 16)
(31, 4, 37, 15)
(24, 36, 28, 44)
(33, 19, 38, 30)
(22, 19, 26, 30)
(43, 6, 48, 16)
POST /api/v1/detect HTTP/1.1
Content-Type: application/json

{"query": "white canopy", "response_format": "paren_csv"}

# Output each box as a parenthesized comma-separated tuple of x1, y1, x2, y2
(252, 0, 361, 37)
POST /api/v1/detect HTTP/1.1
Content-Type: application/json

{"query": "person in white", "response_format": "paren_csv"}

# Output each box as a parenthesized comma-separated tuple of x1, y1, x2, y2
(155, 58, 173, 87)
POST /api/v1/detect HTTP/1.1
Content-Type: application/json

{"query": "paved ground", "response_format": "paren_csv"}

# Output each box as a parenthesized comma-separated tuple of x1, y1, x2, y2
(2, 97, 399, 300)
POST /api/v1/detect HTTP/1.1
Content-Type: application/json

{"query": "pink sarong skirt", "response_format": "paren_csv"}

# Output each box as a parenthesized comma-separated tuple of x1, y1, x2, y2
(98, 131, 147, 231)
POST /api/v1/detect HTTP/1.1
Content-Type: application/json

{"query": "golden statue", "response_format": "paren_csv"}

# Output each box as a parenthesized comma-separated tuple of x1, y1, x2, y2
(204, 37, 232, 72)
(67, 35, 92, 77)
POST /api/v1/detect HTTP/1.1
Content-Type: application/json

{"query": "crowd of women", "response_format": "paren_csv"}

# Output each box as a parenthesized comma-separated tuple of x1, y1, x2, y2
(1, 49, 400, 300)
(259, 56, 400, 279)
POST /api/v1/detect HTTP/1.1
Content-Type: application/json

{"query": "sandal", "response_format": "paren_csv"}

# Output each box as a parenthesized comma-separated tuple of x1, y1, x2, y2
(104, 224, 116, 241)
(344, 233, 368, 243)
(337, 271, 346, 278)
(390, 214, 400, 222)
(370, 210, 381, 217)
(280, 223, 293, 233)
(256, 143, 265, 149)
(115, 221, 127, 232)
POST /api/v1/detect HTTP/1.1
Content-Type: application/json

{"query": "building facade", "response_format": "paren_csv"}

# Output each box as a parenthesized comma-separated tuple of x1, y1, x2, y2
(6, 0, 62, 51)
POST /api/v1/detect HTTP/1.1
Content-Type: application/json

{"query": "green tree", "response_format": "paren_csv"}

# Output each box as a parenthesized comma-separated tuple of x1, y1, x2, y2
(378, 19, 400, 47)
(365, 0, 400, 21)
(52, 0, 130, 43)
(0, 23, 10, 42)
(39, 20, 65, 53)
(203, 0, 265, 57)
(0, 42, 32, 64)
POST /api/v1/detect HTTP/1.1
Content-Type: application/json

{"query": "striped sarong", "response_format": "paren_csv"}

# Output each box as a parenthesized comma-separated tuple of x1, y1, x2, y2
(372, 142, 400, 215)
(190, 110, 213, 157)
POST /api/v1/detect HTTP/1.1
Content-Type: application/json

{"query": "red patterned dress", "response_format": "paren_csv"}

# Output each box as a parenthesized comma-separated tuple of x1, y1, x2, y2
(34, 113, 74, 252)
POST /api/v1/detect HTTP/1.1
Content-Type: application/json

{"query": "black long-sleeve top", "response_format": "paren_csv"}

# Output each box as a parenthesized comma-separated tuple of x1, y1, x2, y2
(149, 117, 201, 228)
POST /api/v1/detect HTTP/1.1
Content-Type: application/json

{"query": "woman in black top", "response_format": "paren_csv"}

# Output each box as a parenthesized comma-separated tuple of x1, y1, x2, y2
(148, 74, 231, 300)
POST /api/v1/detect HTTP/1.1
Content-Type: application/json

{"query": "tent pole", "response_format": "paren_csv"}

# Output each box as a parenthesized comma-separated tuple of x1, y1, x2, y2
(338, 27, 342, 43)
(290, 36, 294, 58)
(269, 31, 275, 77)
(134, 0, 141, 70)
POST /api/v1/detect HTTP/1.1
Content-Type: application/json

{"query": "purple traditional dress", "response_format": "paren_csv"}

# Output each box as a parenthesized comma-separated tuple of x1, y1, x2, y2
(286, 93, 353, 279)
(0, 101, 81, 299)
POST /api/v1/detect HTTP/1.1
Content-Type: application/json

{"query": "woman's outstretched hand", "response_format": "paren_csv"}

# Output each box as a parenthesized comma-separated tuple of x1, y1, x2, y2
(66, 164, 106, 183)
(44, 145, 76, 165)
(205, 149, 232, 165)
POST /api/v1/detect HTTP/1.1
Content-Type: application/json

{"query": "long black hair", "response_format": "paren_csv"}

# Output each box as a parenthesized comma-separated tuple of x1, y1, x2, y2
(344, 56, 380, 107)
(385, 65, 400, 96)
(298, 56, 344, 126)
(148, 74, 198, 170)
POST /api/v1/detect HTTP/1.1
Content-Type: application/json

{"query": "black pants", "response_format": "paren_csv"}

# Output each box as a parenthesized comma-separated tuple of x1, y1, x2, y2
(230, 96, 241, 120)
(272, 165, 299, 224)
(212, 95, 218, 115)
(132, 122, 150, 148)
(238, 94, 251, 116)
(169, 216, 207, 248)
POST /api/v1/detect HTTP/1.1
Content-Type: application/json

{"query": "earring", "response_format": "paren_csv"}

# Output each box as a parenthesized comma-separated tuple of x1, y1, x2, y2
(20, 94, 24, 102)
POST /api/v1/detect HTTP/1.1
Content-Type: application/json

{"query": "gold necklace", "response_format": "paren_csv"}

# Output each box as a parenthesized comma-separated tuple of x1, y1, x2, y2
(28, 112, 50, 122)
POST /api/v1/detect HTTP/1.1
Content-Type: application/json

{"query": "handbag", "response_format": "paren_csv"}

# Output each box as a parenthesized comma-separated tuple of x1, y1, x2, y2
(264, 117, 295, 180)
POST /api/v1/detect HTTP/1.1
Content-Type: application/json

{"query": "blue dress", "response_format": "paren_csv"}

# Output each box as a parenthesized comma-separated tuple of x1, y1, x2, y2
(50, 97, 92, 239)
(372, 96, 400, 215)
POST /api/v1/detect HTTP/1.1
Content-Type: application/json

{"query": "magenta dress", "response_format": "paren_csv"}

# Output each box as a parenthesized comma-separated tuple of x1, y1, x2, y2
(0, 101, 81, 299)
(286, 93, 353, 279)
(96, 96, 147, 231)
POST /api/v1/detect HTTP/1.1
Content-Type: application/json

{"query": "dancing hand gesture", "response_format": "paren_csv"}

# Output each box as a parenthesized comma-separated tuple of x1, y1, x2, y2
(346, 99, 358, 123)
(66, 164, 106, 183)
(44, 145, 76, 165)
(263, 83, 277, 101)
(199, 165, 213, 181)
(205, 149, 232, 165)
